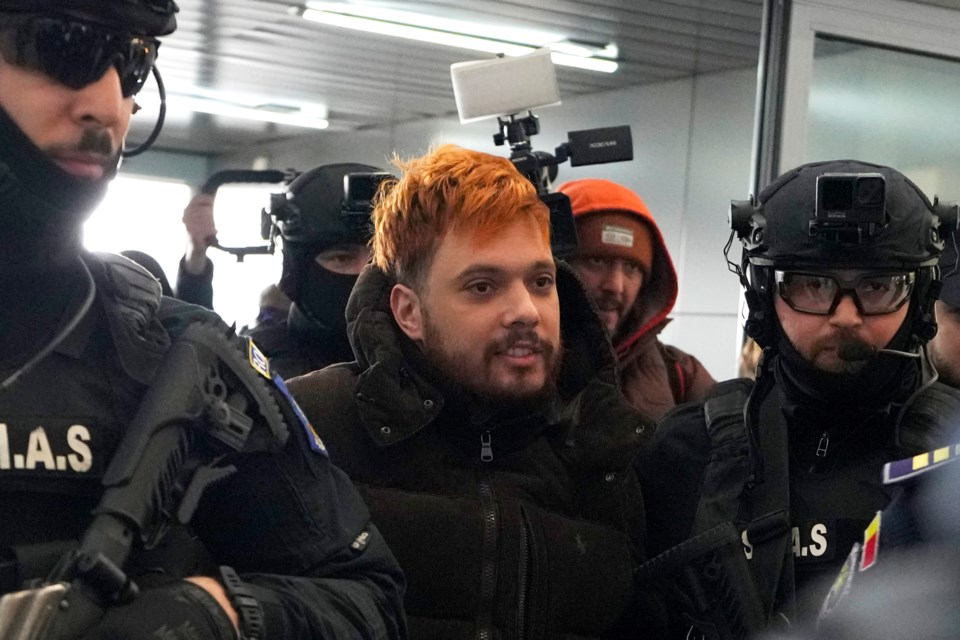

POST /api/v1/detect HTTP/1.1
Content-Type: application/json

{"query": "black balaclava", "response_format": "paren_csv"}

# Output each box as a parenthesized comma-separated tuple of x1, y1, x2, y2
(275, 163, 384, 361)
(287, 257, 360, 364)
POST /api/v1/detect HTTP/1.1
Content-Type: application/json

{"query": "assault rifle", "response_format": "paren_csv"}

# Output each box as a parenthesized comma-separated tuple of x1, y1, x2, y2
(0, 322, 289, 639)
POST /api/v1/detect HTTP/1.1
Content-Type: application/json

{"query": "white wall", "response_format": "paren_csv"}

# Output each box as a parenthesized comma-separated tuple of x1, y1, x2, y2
(219, 66, 759, 380)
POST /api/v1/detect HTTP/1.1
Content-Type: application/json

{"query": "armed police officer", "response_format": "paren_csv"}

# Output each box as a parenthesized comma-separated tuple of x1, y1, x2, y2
(636, 160, 960, 636)
(0, 1, 404, 638)
(249, 163, 390, 377)
(178, 164, 388, 379)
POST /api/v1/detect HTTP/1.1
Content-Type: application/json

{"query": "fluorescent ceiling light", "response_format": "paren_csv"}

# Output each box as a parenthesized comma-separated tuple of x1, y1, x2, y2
(301, 3, 619, 73)
(303, 10, 531, 56)
(167, 94, 330, 130)
(549, 53, 618, 74)
(306, 2, 562, 45)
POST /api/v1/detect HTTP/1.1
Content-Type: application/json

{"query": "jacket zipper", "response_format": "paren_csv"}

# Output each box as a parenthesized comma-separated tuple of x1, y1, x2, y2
(517, 507, 534, 640)
(477, 469, 498, 640)
(808, 431, 830, 472)
(816, 431, 829, 458)
(481, 431, 494, 462)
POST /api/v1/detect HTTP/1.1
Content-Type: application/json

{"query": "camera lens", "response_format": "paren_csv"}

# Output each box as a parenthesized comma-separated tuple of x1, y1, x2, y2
(821, 179, 854, 212)
(856, 177, 885, 206)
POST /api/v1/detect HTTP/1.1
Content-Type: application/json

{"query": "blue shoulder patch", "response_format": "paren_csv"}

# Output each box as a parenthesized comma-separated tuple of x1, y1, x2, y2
(247, 339, 271, 380)
(883, 444, 960, 485)
(271, 374, 328, 457)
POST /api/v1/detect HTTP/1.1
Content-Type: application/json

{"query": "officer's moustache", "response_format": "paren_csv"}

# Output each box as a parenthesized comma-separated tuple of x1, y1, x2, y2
(837, 342, 876, 362)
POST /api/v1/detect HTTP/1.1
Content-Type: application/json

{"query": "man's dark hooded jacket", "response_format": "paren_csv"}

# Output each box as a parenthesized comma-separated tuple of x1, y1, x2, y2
(287, 262, 663, 639)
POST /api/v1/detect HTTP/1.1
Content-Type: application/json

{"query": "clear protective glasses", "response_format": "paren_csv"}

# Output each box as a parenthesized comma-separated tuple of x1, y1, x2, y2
(0, 14, 159, 97)
(775, 270, 915, 316)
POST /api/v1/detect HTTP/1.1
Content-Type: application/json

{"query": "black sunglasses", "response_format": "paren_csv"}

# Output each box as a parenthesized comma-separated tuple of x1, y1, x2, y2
(0, 14, 159, 97)
(775, 270, 915, 316)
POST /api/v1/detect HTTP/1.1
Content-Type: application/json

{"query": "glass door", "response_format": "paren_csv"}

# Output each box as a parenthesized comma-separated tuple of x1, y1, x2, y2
(779, 0, 960, 196)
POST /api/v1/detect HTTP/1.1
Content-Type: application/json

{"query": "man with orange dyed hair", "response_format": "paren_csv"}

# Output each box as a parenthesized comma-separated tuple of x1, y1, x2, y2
(289, 145, 663, 639)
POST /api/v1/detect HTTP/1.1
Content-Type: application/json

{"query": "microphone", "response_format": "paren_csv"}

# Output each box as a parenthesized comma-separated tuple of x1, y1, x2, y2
(837, 342, 921, 361)
(878, 348, 921, 360)
(837, 343, 876, 361)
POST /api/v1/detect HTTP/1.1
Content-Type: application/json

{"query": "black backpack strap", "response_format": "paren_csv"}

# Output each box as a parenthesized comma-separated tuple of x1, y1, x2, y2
(692, 379, 755, 531)
(88, 252, 171, 385)
(692, 375, 795, 624)
(738, 384, 794, 623)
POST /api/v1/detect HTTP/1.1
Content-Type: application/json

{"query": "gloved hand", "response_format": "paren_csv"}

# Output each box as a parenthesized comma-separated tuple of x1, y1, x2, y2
(79, 580, 236, 640)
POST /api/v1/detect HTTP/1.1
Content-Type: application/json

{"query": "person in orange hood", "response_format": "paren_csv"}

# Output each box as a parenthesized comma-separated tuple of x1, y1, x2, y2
(558, 178, 716, 420)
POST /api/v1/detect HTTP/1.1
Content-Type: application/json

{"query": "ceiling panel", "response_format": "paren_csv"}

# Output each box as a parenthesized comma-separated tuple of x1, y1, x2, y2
(128, 0, 765, 154)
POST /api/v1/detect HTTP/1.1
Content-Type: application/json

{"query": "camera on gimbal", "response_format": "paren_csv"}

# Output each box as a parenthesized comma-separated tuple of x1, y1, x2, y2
(201, 169, 390, 260)
(451, 48, 634, 258)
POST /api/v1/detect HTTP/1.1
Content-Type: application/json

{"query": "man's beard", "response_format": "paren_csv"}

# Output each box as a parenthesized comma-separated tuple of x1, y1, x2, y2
(421, 315, 562, 407)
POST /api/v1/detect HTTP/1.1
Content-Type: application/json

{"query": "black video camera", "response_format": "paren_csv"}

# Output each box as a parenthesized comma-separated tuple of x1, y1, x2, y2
(810, 173, 887, 243)
(341, 172, 394, 232)
(268, 170, 392, 243)
(494, 111, 634, 258)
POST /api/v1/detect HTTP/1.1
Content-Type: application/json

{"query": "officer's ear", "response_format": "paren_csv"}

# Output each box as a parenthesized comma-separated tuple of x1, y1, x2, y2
(391, 283, 424, 343)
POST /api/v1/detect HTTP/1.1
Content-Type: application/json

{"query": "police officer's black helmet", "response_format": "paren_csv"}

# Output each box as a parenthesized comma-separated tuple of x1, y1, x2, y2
(0, 0, 179, 36)
(275, 162, 384, 249)
(729, 159, 960, 347)
(274, 162, 387, 301)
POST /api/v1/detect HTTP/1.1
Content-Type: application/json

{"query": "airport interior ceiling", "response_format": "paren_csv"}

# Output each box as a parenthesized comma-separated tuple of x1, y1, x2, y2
(129, 0, 767, 154)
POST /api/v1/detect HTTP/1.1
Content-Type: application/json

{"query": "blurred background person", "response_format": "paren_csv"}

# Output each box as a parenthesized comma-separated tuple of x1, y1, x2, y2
(558, 178, 716, 420)
(929, 230, 960, 389)
(739, 336, 763, 379)
(176, 191, 218, 308)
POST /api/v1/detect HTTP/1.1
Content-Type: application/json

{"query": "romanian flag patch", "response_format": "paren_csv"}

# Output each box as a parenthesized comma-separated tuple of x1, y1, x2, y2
(859, 511, 881, 572)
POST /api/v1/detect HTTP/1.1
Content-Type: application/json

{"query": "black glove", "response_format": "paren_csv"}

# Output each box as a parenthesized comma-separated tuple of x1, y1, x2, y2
(78, 580, 236, 640)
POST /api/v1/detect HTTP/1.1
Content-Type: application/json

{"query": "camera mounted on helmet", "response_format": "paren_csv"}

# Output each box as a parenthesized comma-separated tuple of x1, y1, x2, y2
(269, 165, 393, 247)
(725, 159, 960, 348)
(810, 173, 887, 243)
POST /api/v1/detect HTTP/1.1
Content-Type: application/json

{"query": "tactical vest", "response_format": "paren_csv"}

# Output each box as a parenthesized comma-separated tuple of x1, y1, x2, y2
(0, 253, 171, 585)
(690, 375, 959, 623)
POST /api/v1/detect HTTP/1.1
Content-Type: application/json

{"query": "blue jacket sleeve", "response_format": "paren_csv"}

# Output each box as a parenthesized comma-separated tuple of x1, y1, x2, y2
(191, 410, 406, 639)
(159, 300, 406, 638)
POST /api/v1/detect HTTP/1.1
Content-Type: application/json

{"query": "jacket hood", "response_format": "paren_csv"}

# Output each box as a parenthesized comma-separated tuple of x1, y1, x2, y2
(343, 261, 628, 453)
(557, 179, 679, 360)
